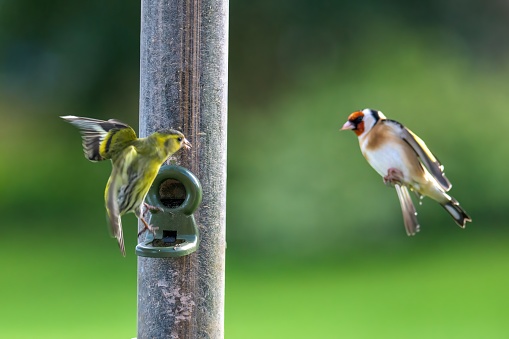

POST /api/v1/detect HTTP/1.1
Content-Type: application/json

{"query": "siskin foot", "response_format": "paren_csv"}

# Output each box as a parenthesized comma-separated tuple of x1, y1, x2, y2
(137, 216, 159, 237)
(143, 202, 164, 214)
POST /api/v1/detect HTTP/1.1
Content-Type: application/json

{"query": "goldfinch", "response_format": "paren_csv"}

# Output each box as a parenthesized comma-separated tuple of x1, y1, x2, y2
(62, 116, 190, 256)
(341, 108, 471, 235)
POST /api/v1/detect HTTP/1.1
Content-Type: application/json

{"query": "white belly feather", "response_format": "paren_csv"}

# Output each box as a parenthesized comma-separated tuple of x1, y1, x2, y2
(361, 141, 410, 182)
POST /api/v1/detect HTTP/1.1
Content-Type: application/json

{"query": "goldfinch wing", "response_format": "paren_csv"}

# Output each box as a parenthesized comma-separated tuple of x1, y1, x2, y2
(106, 145, 137, 256)
(398, 125, 452, 191)
(394, 184, 420, 236)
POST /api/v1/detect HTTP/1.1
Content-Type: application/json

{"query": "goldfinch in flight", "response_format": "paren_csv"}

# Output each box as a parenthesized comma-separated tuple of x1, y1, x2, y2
(341, 108, 471, 235)
(62, 116, 190, 256)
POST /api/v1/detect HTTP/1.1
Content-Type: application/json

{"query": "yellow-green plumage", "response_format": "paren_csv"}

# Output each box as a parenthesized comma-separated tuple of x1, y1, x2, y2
(61, 115, 190, 256)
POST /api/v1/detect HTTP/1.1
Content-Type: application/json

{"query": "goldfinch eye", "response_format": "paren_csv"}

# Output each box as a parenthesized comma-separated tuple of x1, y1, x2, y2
(353, 116, 363, 124)
(177, 137, 183, 142)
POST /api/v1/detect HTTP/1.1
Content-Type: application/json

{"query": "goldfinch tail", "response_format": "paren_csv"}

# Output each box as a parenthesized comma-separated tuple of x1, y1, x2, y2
(395, 184, 420, 236)
(61, 115, 136, 161)
(441, 198, 471, 228)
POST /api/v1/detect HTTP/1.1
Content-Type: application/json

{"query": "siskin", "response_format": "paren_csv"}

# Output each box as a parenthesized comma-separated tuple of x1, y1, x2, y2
(61, 116, 190, 256)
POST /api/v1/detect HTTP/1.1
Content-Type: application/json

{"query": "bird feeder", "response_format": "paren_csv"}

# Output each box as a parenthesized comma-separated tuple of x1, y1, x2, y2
(136, 165, 202, 257)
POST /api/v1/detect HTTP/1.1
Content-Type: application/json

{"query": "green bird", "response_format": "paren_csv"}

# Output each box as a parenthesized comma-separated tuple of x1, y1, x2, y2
(62, 116, 190, 256)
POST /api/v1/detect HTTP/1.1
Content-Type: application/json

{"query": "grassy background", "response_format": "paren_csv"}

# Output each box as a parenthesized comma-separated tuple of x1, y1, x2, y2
(2, 233, 509, 338)
(2, 1, 509, 338)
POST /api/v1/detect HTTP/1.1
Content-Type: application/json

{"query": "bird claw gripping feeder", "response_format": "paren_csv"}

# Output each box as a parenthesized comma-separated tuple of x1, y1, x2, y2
(136, 165, 202, 258)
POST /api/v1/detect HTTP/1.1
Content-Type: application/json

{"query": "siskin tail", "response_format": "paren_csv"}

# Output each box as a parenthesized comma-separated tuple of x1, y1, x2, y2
(61, 115, 136, 161)
(116, 222, 126, 257)
(106, 170, 126, 256)
(441, 198, 471, 228)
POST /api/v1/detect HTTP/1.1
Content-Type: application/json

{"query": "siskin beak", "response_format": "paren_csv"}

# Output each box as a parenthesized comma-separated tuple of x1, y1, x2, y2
(183, 138, 192, 149)
(341, 121, 355, 130)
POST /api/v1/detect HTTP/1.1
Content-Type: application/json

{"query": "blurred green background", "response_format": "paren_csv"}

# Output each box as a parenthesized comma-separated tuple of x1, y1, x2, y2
(2, 0, 509, 338)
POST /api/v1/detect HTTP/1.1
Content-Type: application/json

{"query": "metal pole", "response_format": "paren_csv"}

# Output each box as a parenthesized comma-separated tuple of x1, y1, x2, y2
(137, 0, 228, 336)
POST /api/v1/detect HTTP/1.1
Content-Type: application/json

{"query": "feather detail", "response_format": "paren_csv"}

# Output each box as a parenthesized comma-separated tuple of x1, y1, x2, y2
(106, 164, 125, 256)
(61, 115, 136, 161)
(395, 184, 420, 236)
(441, 199, 472, 228)
(383, 120, 452, 191)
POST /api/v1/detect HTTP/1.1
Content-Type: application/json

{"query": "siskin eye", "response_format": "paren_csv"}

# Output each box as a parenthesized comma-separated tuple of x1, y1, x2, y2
(177, 137, 183, 142)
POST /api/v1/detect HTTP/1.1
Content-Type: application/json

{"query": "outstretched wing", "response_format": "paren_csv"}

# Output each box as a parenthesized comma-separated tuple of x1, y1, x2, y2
(61, 115, 136, 161)
(105, 145, 138, 256)
(385, 119, 452, 191)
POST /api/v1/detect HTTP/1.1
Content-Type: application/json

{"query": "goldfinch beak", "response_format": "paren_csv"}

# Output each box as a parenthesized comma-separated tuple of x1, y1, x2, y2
(183, 138, 191, 149)
(341, 121, 355, 130)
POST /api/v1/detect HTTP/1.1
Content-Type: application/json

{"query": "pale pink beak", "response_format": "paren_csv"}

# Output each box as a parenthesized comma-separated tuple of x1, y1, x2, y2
(183, 138, 192, 149)
(341, 121, 355, 130)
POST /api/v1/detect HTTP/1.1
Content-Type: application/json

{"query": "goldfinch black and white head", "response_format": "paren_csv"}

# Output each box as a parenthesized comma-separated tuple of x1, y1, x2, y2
(341, 108, 387, 137)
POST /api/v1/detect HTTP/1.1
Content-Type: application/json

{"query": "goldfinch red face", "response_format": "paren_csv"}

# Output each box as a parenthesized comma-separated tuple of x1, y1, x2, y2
(341, 108, 386, 137)
(341, 111, 365, 136)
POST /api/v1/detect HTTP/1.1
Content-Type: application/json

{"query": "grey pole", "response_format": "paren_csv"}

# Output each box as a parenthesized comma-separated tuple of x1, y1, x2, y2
(137, 0, 228, 337)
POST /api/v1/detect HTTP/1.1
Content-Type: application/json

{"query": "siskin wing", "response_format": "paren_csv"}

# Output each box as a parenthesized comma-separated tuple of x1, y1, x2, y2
(61, 115, 137, 161)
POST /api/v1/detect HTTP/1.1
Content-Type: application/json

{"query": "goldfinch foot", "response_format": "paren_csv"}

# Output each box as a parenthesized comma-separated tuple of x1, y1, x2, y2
(383, 168, 404, 187)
